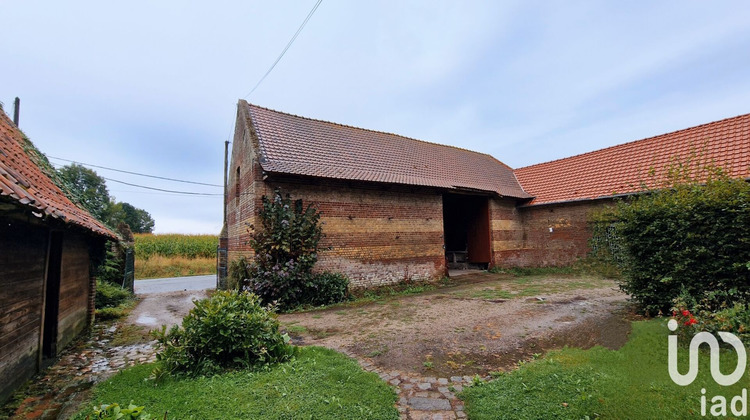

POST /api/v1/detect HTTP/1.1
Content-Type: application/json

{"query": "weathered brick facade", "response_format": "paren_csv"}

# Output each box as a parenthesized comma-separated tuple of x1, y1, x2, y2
(225, 109, 448, 287)
(490, 199, 619, 267)
(223, 102, 614, 288)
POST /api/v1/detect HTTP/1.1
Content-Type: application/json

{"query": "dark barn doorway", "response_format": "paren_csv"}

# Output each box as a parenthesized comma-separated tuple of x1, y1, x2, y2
(442, 193, 491, 270)
(41, 231, 63, 365)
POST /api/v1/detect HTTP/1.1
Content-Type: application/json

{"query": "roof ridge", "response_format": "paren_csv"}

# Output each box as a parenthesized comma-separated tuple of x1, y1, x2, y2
(240, 100, 499, 160)
(516, 112, 750, 172)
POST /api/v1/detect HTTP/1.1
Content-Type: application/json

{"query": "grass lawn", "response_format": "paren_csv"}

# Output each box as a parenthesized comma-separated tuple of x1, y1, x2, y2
(461, 319, 749, 419)
(74, 347, 398, 420)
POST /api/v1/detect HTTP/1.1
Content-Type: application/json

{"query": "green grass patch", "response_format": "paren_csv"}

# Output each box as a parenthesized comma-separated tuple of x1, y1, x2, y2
(285, 325, 308, 335)
(74, 346, 397, 420)
(461, 319, 750, 419)
(490, 257, 621, 280)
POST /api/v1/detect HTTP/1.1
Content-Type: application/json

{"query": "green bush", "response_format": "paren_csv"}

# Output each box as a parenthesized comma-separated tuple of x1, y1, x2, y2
(227, 255, 251, 290)
(673, 291, 750, 344)
(608, 175, 750, 314)
(95, 279, 132, 309)
(152, 290, 295, 378)
(302, 271, 350, 306)
(87, 402, 151, 419)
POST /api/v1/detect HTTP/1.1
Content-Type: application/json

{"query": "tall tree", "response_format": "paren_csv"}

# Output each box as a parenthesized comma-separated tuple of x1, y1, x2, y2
(58, 163, 111, 222)
(58, 164, 155, 233)
(121, 202, 155, 233)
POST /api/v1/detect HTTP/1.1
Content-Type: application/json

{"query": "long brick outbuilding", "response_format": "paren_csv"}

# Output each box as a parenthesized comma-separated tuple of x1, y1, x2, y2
(223, 101, 750, 288)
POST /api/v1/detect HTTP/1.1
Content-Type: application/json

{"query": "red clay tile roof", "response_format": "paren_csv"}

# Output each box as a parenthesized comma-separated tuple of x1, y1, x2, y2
(241, 101, 531, 199)
(0, 111, 116, 238)
(515, 113, 750, 206)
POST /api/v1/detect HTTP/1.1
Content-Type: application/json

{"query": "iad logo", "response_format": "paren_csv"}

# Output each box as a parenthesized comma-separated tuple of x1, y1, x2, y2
(668, 319, 748, 416)
(668, 319, 746, 386)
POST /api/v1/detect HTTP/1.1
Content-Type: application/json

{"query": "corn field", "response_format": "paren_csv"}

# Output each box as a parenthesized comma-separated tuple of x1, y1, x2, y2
(134, 234, 218, 259)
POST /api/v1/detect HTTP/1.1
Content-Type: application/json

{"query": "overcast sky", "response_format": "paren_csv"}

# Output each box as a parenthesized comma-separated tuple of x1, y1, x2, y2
(3, 1, 749, 234)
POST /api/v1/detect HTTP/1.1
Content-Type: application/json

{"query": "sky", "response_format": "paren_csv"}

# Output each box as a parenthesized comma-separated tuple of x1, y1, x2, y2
(2, 1, 750, 234)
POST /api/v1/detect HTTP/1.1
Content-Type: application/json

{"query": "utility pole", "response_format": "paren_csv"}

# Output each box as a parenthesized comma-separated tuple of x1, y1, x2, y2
(223, 140, 229, 226)
(13, 97, 20, 127)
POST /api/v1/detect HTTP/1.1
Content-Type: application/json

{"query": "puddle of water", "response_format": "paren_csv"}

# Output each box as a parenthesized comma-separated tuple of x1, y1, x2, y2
(136, 314, 158, 326)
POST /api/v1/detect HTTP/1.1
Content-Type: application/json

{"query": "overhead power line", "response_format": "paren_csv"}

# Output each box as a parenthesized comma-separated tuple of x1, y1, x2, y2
(48, 156, 223, 187)
(103, 177, 223, 196)
(244, 0, 323, 98)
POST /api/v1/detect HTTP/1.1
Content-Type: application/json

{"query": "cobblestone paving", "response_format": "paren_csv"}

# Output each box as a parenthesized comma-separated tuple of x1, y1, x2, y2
(6, 324, 156, 420)
(340, 349, 481, 420)
(9, 329, 467, 420)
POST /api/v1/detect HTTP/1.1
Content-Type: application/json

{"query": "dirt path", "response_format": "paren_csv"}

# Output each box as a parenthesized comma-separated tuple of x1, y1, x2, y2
(282, 273, 629, 377)
(281, 272, 631, 419)
(127, 289, 209, 330)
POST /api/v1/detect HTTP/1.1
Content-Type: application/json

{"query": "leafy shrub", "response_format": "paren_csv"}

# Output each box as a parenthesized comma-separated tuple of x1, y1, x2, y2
(606, 174, 750, 314)
(673, 291, 750, 345)
(227, 255, 252, 290)
(87, 402, 151, 419)
(97, 242, 124, 285)
(152, 290, 295, 378)
(95, 279, 132, 309)
(301, 272, 350, 306)
(243, 190, 324, 309)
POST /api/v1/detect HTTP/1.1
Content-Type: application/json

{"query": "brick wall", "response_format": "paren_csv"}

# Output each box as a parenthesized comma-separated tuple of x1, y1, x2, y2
(489, 197, 525, 267)
(266, 179, 446, 288)
(494, 200, 612, 267)
(225, 107, 446, 288)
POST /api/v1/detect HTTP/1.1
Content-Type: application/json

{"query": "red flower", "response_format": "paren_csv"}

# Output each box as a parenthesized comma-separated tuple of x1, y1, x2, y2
(685, 318, 697, 326)
(682, 310, 690, 317)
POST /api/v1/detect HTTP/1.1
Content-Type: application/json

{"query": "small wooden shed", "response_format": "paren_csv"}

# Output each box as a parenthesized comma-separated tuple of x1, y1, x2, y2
(0, 111, 117, 403)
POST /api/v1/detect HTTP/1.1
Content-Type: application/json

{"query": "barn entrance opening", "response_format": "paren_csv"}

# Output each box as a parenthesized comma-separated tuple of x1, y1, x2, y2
(442, 193, 491, 271)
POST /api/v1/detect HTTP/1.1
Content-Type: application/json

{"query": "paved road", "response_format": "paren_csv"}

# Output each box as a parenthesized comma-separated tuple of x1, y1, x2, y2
(134, 275, 216, 294)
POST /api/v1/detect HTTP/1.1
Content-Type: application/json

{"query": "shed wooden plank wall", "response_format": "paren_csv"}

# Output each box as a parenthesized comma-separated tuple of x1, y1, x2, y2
(0, 221, 47, 403)
(57, 233, 91, 350)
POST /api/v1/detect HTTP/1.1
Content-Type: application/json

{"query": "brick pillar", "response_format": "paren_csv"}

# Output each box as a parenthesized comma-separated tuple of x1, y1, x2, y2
(217, 235, 229, 289)
(88, 273, 96, 325)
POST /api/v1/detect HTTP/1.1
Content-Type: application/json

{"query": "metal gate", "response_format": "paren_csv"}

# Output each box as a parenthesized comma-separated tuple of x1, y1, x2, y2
(216, 245, 228, 289)
(123, 247, 135, 292)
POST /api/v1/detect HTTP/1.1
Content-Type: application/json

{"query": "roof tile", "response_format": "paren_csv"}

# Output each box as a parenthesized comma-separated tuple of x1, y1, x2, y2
(0, 111, 116, 238)
(241, 101, 530, 199)
(515, 113, 750, 205)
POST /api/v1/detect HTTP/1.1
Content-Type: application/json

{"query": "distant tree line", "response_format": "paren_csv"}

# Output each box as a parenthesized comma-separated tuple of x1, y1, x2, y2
(58, 164, 155, 234)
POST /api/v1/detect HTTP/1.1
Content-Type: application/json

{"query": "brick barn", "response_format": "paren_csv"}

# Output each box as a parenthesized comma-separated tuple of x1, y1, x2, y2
(0, 111, 117, 402)
(223, 100, 750, 288)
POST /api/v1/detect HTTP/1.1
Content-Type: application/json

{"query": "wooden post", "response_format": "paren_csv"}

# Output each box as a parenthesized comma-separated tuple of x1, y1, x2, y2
(13, 97, 20, 127)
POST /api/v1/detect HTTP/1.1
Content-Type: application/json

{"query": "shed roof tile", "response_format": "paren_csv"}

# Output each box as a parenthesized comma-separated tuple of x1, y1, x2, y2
(0, 111, 116, 238)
